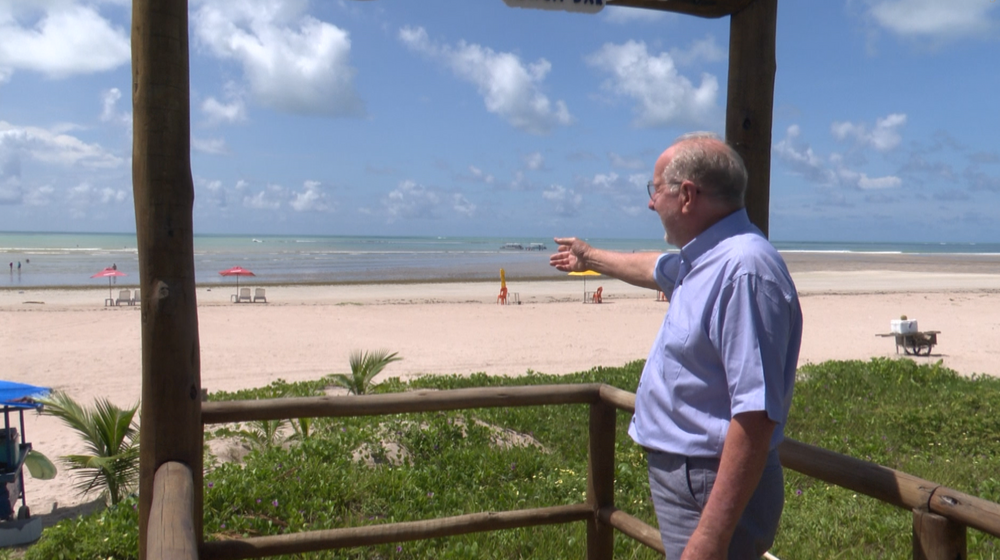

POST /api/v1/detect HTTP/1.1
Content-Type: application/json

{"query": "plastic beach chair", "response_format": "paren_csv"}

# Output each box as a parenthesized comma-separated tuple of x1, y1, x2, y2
(253, 288, 267, 303)
(592, 287, 603, 304)
(237, 287, 252, 303)
(116, 289, 133, 306)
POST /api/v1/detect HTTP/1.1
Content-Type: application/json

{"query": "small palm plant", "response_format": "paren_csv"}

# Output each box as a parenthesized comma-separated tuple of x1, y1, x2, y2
(328, 350, 402, 395)
(38, 392, 139, 506)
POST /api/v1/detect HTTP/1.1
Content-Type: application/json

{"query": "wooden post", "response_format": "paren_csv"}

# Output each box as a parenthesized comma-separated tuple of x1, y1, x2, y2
(913, 508, 966, 560)
(132, 0, 203, 557)
(586, 402, 616, 559)
(726, 0, 778, 237)
(148, 462, 198, 560)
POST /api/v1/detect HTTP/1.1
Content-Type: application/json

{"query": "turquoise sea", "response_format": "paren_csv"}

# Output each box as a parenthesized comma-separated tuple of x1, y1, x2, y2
(2, 231, 1000, 289)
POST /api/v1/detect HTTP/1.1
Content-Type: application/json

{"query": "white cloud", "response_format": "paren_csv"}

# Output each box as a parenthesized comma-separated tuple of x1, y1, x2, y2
(0, 121, 124, 169)
(100, 88, 130, 124)
(609, 152, 645, 170)
(586, 40, 719, 128)
(290, 180, 331, 212)
(857, 174, 902, 189)
(602, 6, 670, 24)
(202, 97, 247, 125)
(196, 177, 228, 208)
(244, 185, 283, 210)
(67, 182, 129, 208)
(23, 185, 54, 206)
(775, 124, 903, 192)
(192, 137, 229, 155)
(867, 0, 997, 40)
(467, 166, 494, 184)
(773, 125, 836, 185)
(542, 184, 582, 217)
(831, 113, 907, 152)
(452, 193, 476, 217)
(398, 26, 573, 135)
(192, 0, 364, 117)
(669, 35, 726, 67)
(523, 152, 545, 171)
(0, 2, 130, 79)
(383, 179, 474, 220)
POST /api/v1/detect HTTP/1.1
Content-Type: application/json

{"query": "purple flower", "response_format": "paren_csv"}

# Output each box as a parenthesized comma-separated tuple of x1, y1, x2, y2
(272, 500, 279, 507)
(221, 523, 226, 529)
(795, 489, 803, 496)
(427, 492, 434, 498)
(510, 463, 516, 471)
(256, 499, 262, 504)
(207, 482, 214, 489)
(397, 545, 403, 552)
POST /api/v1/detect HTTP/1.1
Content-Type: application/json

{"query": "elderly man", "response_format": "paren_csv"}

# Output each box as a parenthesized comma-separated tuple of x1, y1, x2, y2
(550, 133, 801, 559)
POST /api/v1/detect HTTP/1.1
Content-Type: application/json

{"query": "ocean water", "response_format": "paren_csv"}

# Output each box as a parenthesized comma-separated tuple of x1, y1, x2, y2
(2, 231, 999, 289)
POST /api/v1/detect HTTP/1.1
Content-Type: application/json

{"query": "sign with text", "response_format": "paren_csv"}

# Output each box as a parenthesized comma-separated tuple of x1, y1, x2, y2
(503, 0, 604, 14)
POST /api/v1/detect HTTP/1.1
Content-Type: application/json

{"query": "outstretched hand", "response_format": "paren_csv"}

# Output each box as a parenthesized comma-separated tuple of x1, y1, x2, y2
(549, 237, 592, 273)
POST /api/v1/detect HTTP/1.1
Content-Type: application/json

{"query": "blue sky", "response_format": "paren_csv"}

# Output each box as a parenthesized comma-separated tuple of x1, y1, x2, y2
(0, 0, 998, 242)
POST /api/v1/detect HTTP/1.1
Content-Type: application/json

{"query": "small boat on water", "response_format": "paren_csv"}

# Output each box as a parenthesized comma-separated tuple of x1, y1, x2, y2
(500, 242, 547, 251)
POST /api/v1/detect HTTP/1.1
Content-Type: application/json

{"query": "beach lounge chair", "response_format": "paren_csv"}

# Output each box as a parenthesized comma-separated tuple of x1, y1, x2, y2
(592, 287, 603, 304)
(116, 289, 132, 306)
(253, 288, 267, 303)
(497, 286, 508, 305)
(132, 289, 140, 305)
(236, 287, 251, 303)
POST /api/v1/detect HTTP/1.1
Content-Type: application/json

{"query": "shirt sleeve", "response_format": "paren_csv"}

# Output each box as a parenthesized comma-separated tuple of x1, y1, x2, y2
(653, 253, 682, 296)
(714, 273, 794, 423)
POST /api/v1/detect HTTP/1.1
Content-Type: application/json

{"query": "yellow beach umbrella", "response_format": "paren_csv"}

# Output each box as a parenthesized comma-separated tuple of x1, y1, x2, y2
(568, 270, 601, 301)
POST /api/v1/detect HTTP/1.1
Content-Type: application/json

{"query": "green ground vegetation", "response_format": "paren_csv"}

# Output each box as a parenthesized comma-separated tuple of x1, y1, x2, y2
(22, 358, 1000, 560)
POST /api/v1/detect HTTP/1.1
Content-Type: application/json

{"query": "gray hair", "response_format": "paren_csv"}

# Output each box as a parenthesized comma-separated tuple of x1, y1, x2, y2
(661, 132, 747, 207)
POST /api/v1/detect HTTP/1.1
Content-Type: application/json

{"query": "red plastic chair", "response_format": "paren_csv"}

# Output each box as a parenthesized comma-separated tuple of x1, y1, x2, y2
(497, 286, 508, 305)
(592, 286, 603, 304)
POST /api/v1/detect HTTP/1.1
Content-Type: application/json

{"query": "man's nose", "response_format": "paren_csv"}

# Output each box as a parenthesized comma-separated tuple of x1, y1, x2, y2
(648, 198, 656, 211)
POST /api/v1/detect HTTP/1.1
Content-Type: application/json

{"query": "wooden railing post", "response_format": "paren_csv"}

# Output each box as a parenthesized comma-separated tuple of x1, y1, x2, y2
(587, 402, 616, 559)
(726, 0, 778, 237)
(913, 507, 966, 560)
(148, 462, 198, 560)
(132, 0, 203, 557)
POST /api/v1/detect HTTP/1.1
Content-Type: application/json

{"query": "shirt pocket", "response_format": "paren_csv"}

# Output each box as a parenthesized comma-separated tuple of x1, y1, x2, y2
(659, 313, 689, 383)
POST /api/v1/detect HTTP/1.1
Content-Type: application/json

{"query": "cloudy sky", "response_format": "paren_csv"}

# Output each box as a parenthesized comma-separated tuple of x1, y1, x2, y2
(1, 0, 998, 242)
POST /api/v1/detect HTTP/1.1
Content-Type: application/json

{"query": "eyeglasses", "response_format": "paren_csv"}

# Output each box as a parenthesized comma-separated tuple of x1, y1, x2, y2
(647, 179, 682, 200)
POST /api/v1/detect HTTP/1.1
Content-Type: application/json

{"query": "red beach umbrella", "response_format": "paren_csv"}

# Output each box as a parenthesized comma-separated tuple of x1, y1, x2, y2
(91, 267, 127, 299)
(219, 266, 256, 298)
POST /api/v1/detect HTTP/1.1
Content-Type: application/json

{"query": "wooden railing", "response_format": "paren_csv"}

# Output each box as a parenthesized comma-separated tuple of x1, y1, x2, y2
(148, 383, 1000, 560)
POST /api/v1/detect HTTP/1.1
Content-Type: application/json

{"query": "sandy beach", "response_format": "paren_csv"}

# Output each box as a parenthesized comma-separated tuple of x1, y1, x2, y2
(3, 252, 1000, 524)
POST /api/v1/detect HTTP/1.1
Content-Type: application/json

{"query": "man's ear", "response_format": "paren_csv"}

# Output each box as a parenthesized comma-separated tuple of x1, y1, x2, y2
(679, 180, 698, 214)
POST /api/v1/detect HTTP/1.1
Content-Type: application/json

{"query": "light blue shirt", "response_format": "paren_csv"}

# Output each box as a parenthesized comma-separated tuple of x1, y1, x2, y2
(628, 209, 802, 458)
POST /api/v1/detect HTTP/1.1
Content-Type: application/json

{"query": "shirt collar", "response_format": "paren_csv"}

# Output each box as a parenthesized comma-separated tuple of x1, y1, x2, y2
(679, 208, 753, 268)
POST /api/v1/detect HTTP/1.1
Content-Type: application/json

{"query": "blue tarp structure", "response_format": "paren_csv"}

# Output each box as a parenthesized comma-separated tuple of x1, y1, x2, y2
(0, 382, 49, 410)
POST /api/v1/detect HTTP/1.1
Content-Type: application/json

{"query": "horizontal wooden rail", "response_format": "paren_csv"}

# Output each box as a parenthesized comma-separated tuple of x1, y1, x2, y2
(202, 384, 603, 424)
(598, 507, 664, 554)
(599, 384, 636, 413)
(929, 486, 1000, 538)
(780, 438, 1000, 539)
(148, 462, 198, 560)
(779, 438, 937, 511)
(200, 503, 592, 560)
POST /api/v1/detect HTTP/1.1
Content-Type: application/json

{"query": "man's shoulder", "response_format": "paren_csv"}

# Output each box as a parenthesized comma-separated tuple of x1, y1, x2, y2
(713, 232, 793, 284)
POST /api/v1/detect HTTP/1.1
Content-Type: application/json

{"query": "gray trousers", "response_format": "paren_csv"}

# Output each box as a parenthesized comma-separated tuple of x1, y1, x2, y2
(646, 448, 784, 560)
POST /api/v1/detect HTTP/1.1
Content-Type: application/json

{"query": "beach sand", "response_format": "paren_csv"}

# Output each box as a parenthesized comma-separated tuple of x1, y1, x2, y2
(3, 252, 1000, 524)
